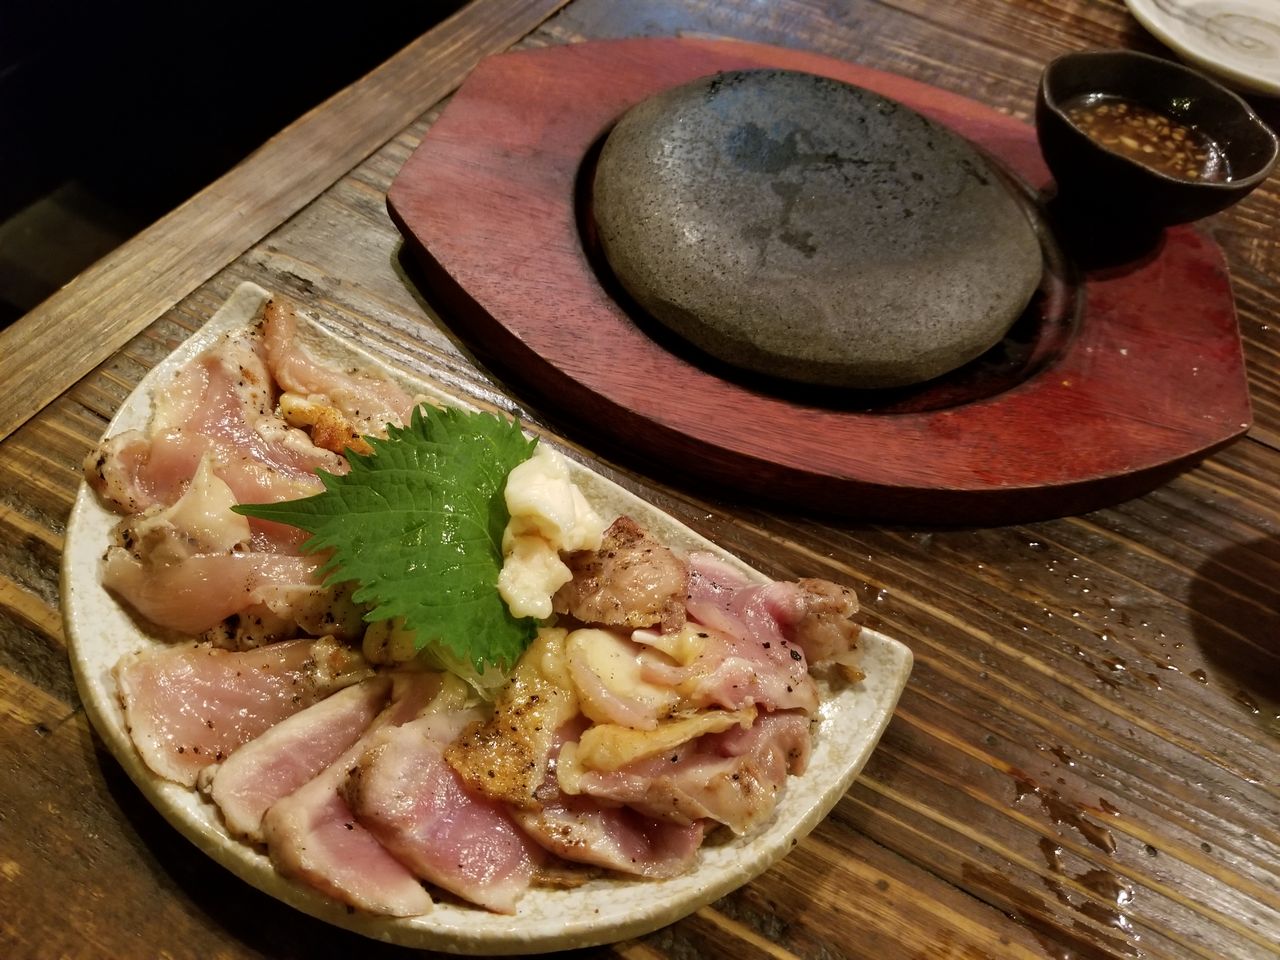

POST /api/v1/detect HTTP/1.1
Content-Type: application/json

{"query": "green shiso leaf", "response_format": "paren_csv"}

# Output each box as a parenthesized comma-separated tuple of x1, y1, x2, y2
(234, 405, 539, 671)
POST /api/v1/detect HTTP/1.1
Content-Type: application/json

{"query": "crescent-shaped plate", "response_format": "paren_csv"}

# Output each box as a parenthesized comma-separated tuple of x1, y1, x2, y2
(62, 282, 913, 953)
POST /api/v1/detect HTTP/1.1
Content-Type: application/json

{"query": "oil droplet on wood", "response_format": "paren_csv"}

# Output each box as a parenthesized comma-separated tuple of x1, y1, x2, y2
(1034, 835, 1143, 955)
(963, 863, 1139, 959)
(960, 863, 1069, 960)
(1233, 689, 1260, 714)
(1079, 869, 1133, 906)
(1039, 837, 1064, 872)
(1080, 901, 1136, 935)
(1012, 770, 1117, 854)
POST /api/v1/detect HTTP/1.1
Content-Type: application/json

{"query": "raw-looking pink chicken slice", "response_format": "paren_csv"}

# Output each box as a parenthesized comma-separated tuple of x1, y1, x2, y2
(513, 718, 706, 879)
(562, 711, 813, 835)
(582, 551, 862, 720)
(90, 428, 320, 552)
(206, 677, 392, 842)
(89, 330, 344, 505)
(686, 553, 861, 664)
(114, 636, 371, 786)
(516, 793, 706, 879)
(344, 712, 544, 914)
(631, 623, 819, 716)
(752, 577, 863, 664)
(632, 552, 861, 717)
(177, 343, 347, 477)
(261, 299, 418, 437)
(86, 325, 342, 553)
(98, 454, 363, 647)
(261, 672, 443, 917)
(102, 551, 331, 637)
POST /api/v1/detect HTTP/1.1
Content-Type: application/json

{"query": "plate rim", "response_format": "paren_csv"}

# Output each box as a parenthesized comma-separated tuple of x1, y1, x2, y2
(61, 281, 914, 953)
(1125, 0, 1280, 96)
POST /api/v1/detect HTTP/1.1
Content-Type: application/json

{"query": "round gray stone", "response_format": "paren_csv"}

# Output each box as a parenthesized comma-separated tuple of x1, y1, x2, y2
(592, 69, 1044, 389)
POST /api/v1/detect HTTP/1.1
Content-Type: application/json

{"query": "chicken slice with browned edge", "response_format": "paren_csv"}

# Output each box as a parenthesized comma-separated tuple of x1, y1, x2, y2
(512, 717, 706, 879)
(344, 710, 544, 914)
(206, 677, 392, 842)
(559, 711, 813, 835)
(114, 636, 371, 786)
(261, 671, 444, 918)
(553, 516, 688, 632)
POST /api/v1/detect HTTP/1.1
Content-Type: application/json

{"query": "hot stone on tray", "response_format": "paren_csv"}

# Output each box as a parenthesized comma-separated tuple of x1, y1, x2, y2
(591, 69, 1044, 389)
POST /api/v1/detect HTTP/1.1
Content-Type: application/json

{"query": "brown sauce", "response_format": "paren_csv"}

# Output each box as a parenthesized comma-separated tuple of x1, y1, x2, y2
(1063, 94, 1230, 182)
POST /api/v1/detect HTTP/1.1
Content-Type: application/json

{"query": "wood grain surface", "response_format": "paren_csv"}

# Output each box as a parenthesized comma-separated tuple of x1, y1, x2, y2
(1, 1, 1277, 958)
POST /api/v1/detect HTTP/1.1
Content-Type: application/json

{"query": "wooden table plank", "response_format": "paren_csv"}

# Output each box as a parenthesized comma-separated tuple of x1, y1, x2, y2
(0, 0, 571, 444)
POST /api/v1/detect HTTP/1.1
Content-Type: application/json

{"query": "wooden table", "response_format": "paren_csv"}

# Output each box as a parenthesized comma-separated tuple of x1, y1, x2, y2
(1, 1, 1276, 957)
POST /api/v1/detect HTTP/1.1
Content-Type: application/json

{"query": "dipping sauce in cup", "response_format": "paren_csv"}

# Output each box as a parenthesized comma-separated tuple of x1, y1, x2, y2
(1036, 50, 1278, 225)
(1062, 94, 1230, 182)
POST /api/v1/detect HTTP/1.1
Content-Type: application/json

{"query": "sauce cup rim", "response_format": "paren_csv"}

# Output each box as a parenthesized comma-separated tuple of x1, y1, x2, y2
(1039, 49, 1279, 191)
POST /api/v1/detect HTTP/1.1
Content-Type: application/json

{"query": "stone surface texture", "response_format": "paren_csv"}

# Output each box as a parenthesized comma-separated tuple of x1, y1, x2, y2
(592, 69, 1044, 388)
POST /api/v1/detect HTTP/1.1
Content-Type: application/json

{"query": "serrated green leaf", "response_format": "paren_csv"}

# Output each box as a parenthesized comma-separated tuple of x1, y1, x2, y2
(235, 405, 539, 670)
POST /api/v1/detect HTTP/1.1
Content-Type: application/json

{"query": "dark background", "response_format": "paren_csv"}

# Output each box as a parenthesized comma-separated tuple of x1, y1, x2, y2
(0, 1, 464, 326)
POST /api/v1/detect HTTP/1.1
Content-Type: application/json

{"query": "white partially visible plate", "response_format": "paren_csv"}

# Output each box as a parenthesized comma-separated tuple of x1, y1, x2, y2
(1126, 0, 1280, 96)
(61, 282, 913, 954)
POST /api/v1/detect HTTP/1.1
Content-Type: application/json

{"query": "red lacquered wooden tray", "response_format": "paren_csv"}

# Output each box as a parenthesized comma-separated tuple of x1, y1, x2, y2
(387, 38, 1251, 523)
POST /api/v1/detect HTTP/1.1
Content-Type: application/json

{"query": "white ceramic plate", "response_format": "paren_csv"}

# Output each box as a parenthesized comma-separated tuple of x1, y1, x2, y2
(1126, 0, 1280, 96)
(61, 282, 913, 954)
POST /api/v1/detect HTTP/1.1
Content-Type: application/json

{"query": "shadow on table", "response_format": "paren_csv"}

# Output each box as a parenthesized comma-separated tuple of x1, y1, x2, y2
(94, 741, 615, 960)
(1186, 533, 1280, 737)
(0, 2, 466, 328)
(96, 746, 433, 957)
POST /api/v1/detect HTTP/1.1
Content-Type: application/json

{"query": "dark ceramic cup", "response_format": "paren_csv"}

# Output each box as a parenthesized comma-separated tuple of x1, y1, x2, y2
(1036, 50, 1277, 225)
